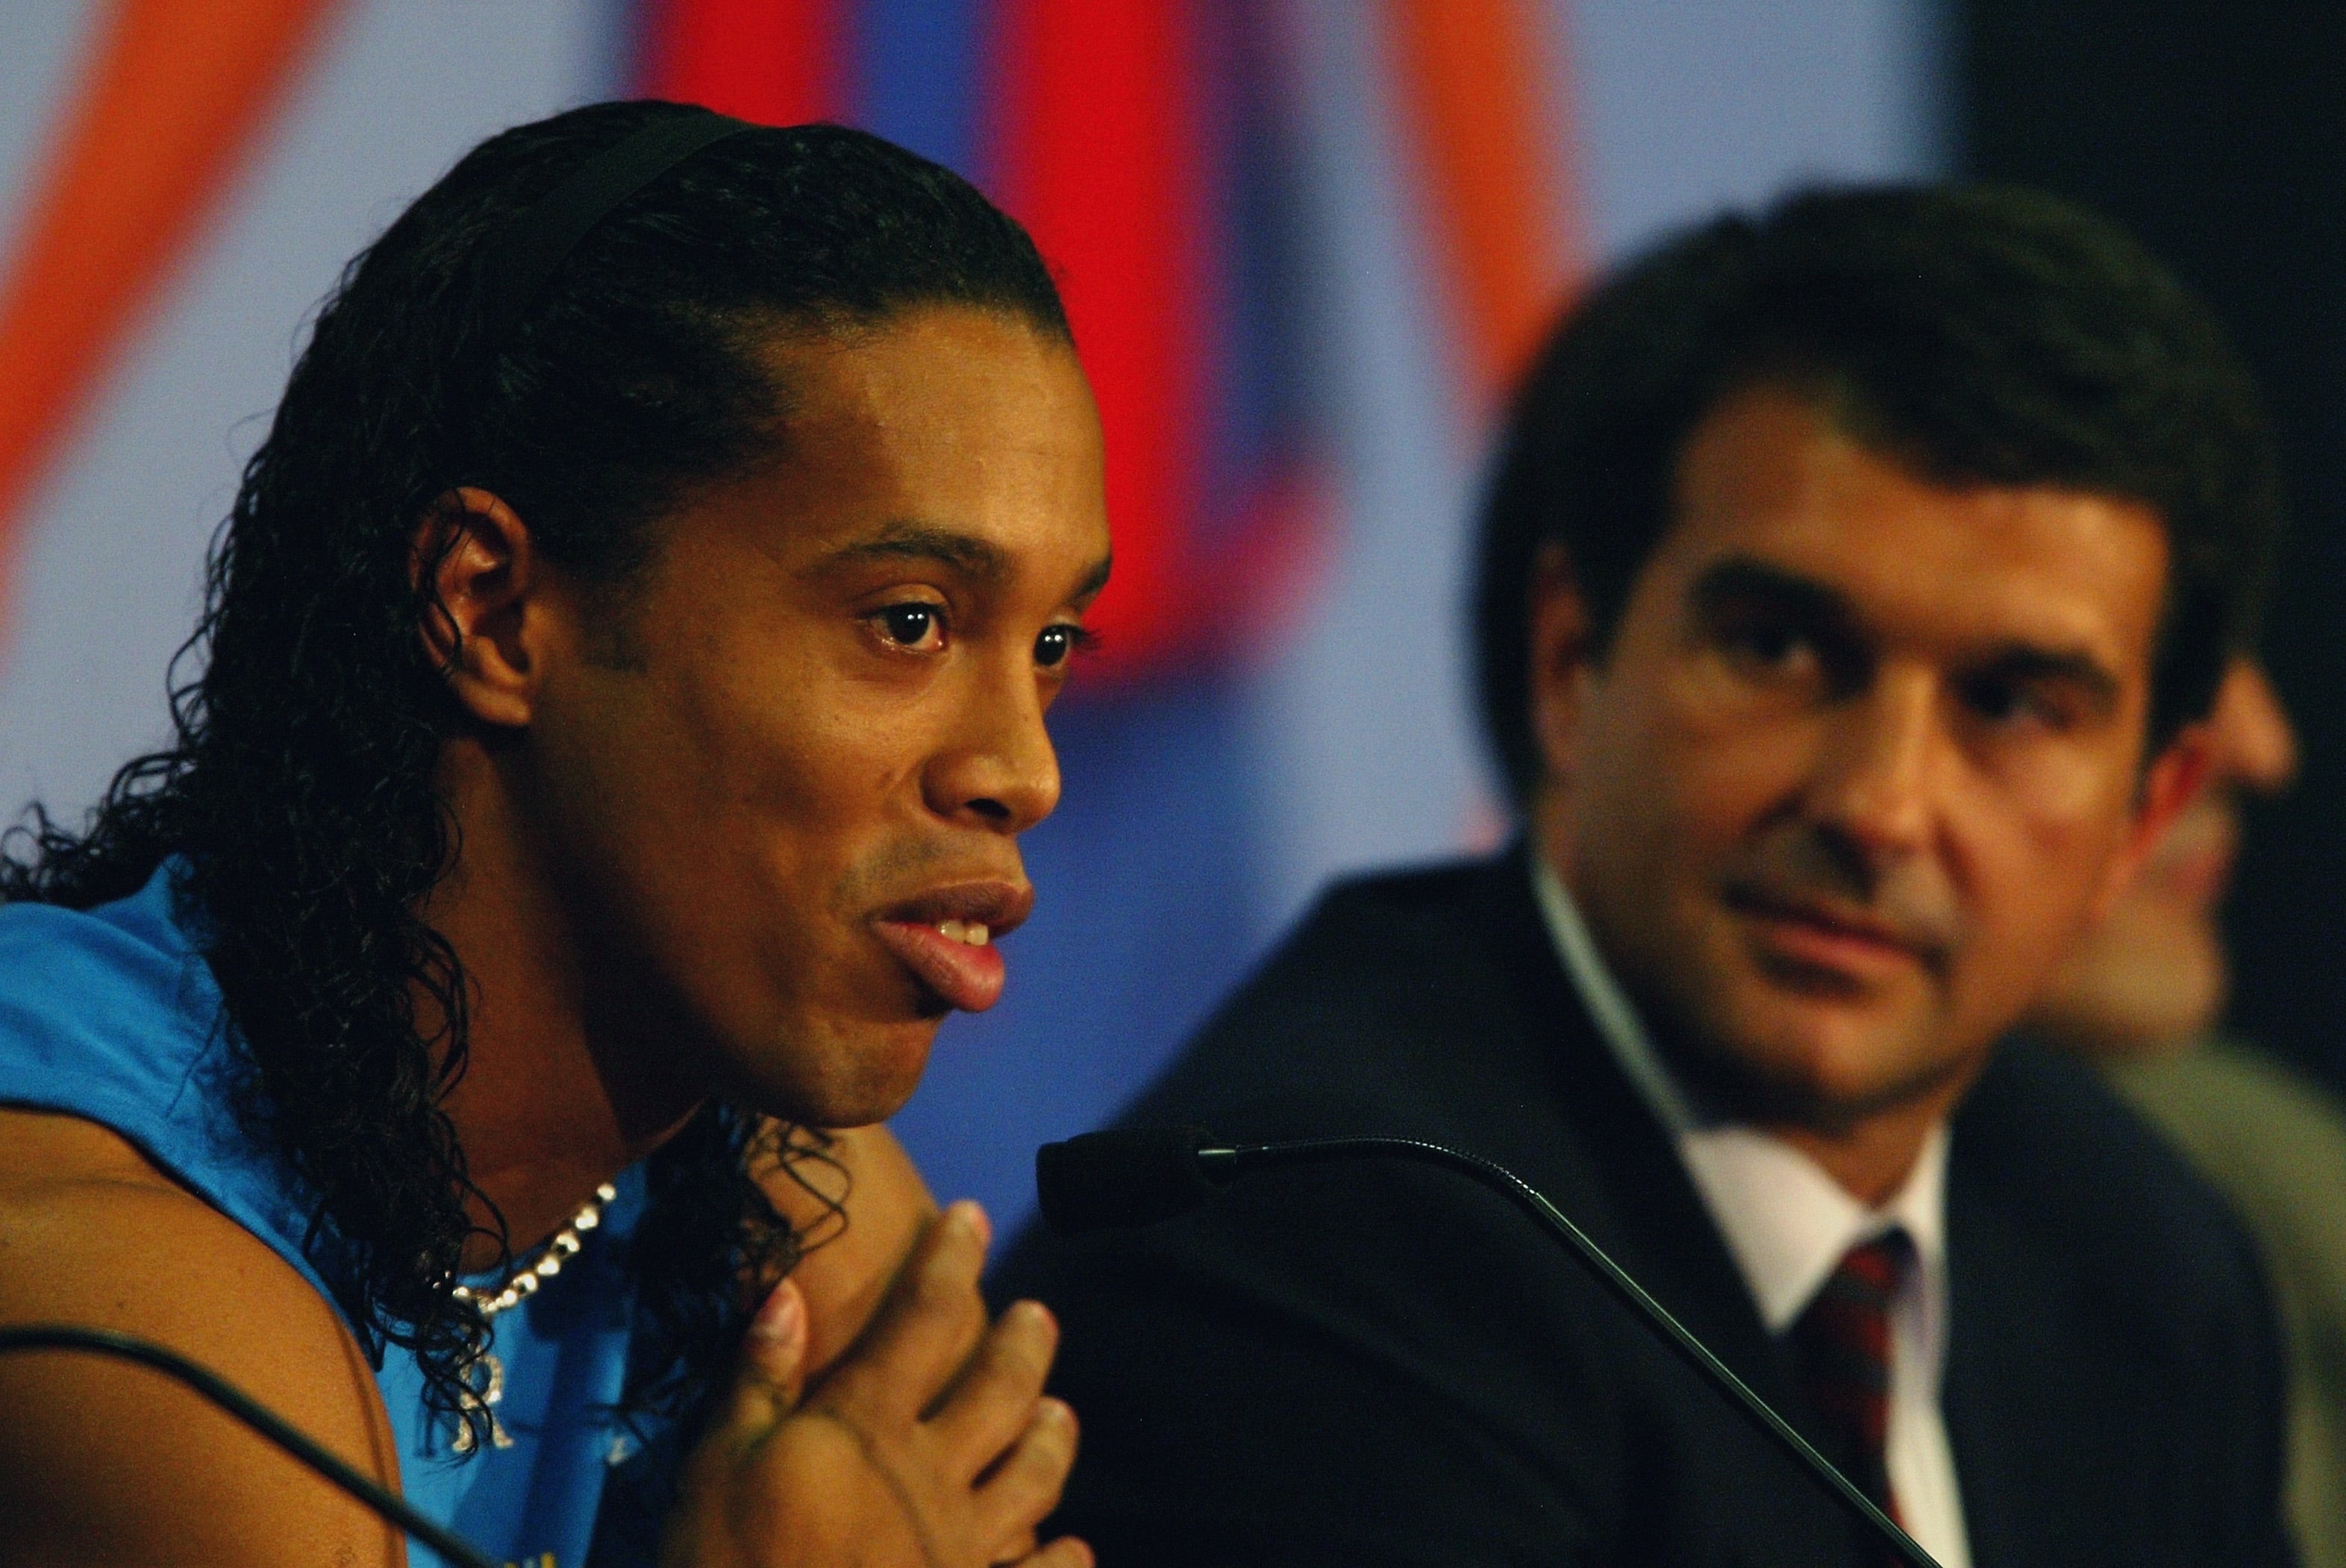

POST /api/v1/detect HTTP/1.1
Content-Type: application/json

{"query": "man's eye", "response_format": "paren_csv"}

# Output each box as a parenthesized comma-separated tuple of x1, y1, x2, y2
(1034, 623, 1091, 669)
(1967, 680, 2020, 722)
(1963, 677, 2067, 733)
(1719, 621, 1812, 671)
(874, 603, 943, 649)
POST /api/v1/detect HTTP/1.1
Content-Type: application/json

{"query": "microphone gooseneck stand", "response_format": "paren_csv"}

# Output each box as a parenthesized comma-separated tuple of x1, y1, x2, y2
(0, 1324, 497, 1568)
(1036, 1127, 1944, 1568)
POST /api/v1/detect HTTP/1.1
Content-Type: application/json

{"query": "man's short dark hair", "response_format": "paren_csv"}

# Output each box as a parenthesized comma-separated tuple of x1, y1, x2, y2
(1472, 183, 2283, 804)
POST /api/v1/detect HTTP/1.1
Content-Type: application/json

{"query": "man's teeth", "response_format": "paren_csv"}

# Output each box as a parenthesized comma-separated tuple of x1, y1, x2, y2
(936, 919, 991, 947)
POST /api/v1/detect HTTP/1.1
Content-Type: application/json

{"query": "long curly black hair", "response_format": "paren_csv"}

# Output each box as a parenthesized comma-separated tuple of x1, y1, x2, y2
(1, 101, 1069, 1443)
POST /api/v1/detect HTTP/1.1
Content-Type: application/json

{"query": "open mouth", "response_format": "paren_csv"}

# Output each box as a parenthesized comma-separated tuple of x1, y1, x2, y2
(869, 880, 1033, 1014)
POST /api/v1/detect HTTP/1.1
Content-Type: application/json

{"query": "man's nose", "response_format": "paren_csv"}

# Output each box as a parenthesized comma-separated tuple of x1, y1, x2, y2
(1808, 671, 1940, 861)
(2208, 659, 2297, 796)
(922, 657, 1062, 835)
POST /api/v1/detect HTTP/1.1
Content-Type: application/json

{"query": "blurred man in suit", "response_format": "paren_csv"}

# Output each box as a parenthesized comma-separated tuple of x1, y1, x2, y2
(998, 186, 2297, 1567)
(2024, 656, 2346, 1567)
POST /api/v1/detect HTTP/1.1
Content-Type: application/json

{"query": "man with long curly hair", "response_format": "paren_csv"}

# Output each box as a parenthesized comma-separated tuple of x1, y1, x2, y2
(0, 104, 1107, 1568)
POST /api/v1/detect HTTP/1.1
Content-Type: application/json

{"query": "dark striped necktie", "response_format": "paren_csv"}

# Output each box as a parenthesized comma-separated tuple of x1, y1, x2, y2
(1788, 1228, 1913, 1520)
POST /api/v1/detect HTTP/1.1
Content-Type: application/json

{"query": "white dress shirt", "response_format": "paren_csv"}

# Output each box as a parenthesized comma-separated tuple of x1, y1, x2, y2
(1531, 856, 1972, 1568)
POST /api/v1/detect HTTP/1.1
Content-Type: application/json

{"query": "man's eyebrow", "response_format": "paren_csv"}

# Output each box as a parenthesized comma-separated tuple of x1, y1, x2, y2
(1072, 552, 1112, 603)
(823, 524, 1012, 583)
(1969, 645, 2123, 706)
(1691, 556, 2124, 704)
(1686, 556, 1855, 629)
(822, 524, 1111, 606)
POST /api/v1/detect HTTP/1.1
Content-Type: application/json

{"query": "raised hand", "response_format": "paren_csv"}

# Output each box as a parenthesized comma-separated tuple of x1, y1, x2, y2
(661, 1201, 1089, 1568)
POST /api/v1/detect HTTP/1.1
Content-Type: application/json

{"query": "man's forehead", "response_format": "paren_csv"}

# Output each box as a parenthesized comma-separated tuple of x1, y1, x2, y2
(684, 310, 1105, 584)
(1662, 387, 2171, 665)
(765, 307, 1092, 430)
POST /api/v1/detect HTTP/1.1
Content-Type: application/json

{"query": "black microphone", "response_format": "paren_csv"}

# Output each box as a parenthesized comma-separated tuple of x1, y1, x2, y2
(1036, 1127, 1942, 1568)
(0, 1326, 497, 1568)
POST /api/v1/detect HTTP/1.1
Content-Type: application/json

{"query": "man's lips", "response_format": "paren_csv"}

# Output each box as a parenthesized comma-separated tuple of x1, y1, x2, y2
(1723, 885, 1943, 978)
(869, 880, 1033, 1014)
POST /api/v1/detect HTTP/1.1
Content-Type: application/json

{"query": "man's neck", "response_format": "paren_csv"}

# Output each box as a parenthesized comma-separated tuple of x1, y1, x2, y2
(1759, 1095, 1961, 1209)
(422, 741, 706, 1268)
(1526, 809, 1964, 1209)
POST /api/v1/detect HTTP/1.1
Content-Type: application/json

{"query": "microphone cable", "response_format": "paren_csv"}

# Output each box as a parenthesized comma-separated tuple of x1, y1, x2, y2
(1038, 1126, 1943, 1568)
(0, 1324, 496, 1568)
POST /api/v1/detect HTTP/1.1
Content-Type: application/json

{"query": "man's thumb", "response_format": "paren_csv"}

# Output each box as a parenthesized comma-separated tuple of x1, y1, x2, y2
(721, 1276, 808, 1439)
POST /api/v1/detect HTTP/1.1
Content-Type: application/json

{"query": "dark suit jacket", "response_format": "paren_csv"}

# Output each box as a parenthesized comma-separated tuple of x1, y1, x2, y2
(995, 852, 2296, 1567)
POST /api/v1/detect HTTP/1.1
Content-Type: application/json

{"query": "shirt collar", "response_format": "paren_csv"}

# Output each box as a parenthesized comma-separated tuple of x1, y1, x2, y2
(1529, 849, 1703, 1132)
(1680, 1122, 1948, 1332)
(1528, 850, 1950, 1333)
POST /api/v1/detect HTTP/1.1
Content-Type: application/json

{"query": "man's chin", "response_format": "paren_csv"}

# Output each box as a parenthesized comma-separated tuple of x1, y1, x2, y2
(733, 1015, 942, 1129)
(1670, 991, 1968, 1129)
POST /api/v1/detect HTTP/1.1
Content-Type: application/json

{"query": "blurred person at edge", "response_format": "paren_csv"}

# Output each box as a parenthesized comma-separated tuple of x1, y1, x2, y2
(2024, 657, 2346, 1568)
(0, 104, 1107, 1568)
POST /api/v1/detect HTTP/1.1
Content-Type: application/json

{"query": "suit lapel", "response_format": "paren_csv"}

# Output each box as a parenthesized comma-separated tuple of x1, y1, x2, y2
(1944, 1166, 2042, 1565)
(1943, 1064, 2149, 1567)
(1466, 850, 1795, 1410)
(1467, 852, 1880, 1565)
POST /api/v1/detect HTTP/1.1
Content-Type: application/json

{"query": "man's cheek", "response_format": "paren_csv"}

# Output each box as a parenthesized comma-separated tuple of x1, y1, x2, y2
(1956, 881, 2077, 1032)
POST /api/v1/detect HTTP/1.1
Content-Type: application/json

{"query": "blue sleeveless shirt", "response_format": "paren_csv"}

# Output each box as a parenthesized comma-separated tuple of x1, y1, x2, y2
(0, 863, 655, 1568)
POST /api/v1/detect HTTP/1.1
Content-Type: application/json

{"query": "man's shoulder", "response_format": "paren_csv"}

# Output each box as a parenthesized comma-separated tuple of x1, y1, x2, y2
(1117, 851, 1577, 1142)
(1941, 1044, 2297, 1564)
(1956, 1039, 2276, 1330)
(1251, 854, 1504, 973)
(0, 873, 357, 1331)
(0, 1106, 402, 1565)
(0, 868, 214, 1064)
(0, 870, 229, 1163)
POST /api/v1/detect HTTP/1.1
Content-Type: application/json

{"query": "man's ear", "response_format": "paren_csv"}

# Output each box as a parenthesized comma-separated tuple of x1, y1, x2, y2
(2088, 722, 2216, 923)
(413, 486, 543, 729)
(1527, 542, 1596, 787)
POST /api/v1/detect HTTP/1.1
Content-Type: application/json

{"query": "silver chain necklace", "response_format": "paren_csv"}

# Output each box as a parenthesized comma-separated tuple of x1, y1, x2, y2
(447, 1181, 619, 1453)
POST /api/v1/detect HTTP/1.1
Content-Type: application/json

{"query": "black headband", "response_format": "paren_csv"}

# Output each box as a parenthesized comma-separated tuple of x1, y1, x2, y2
(479, 107, 755, 351)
